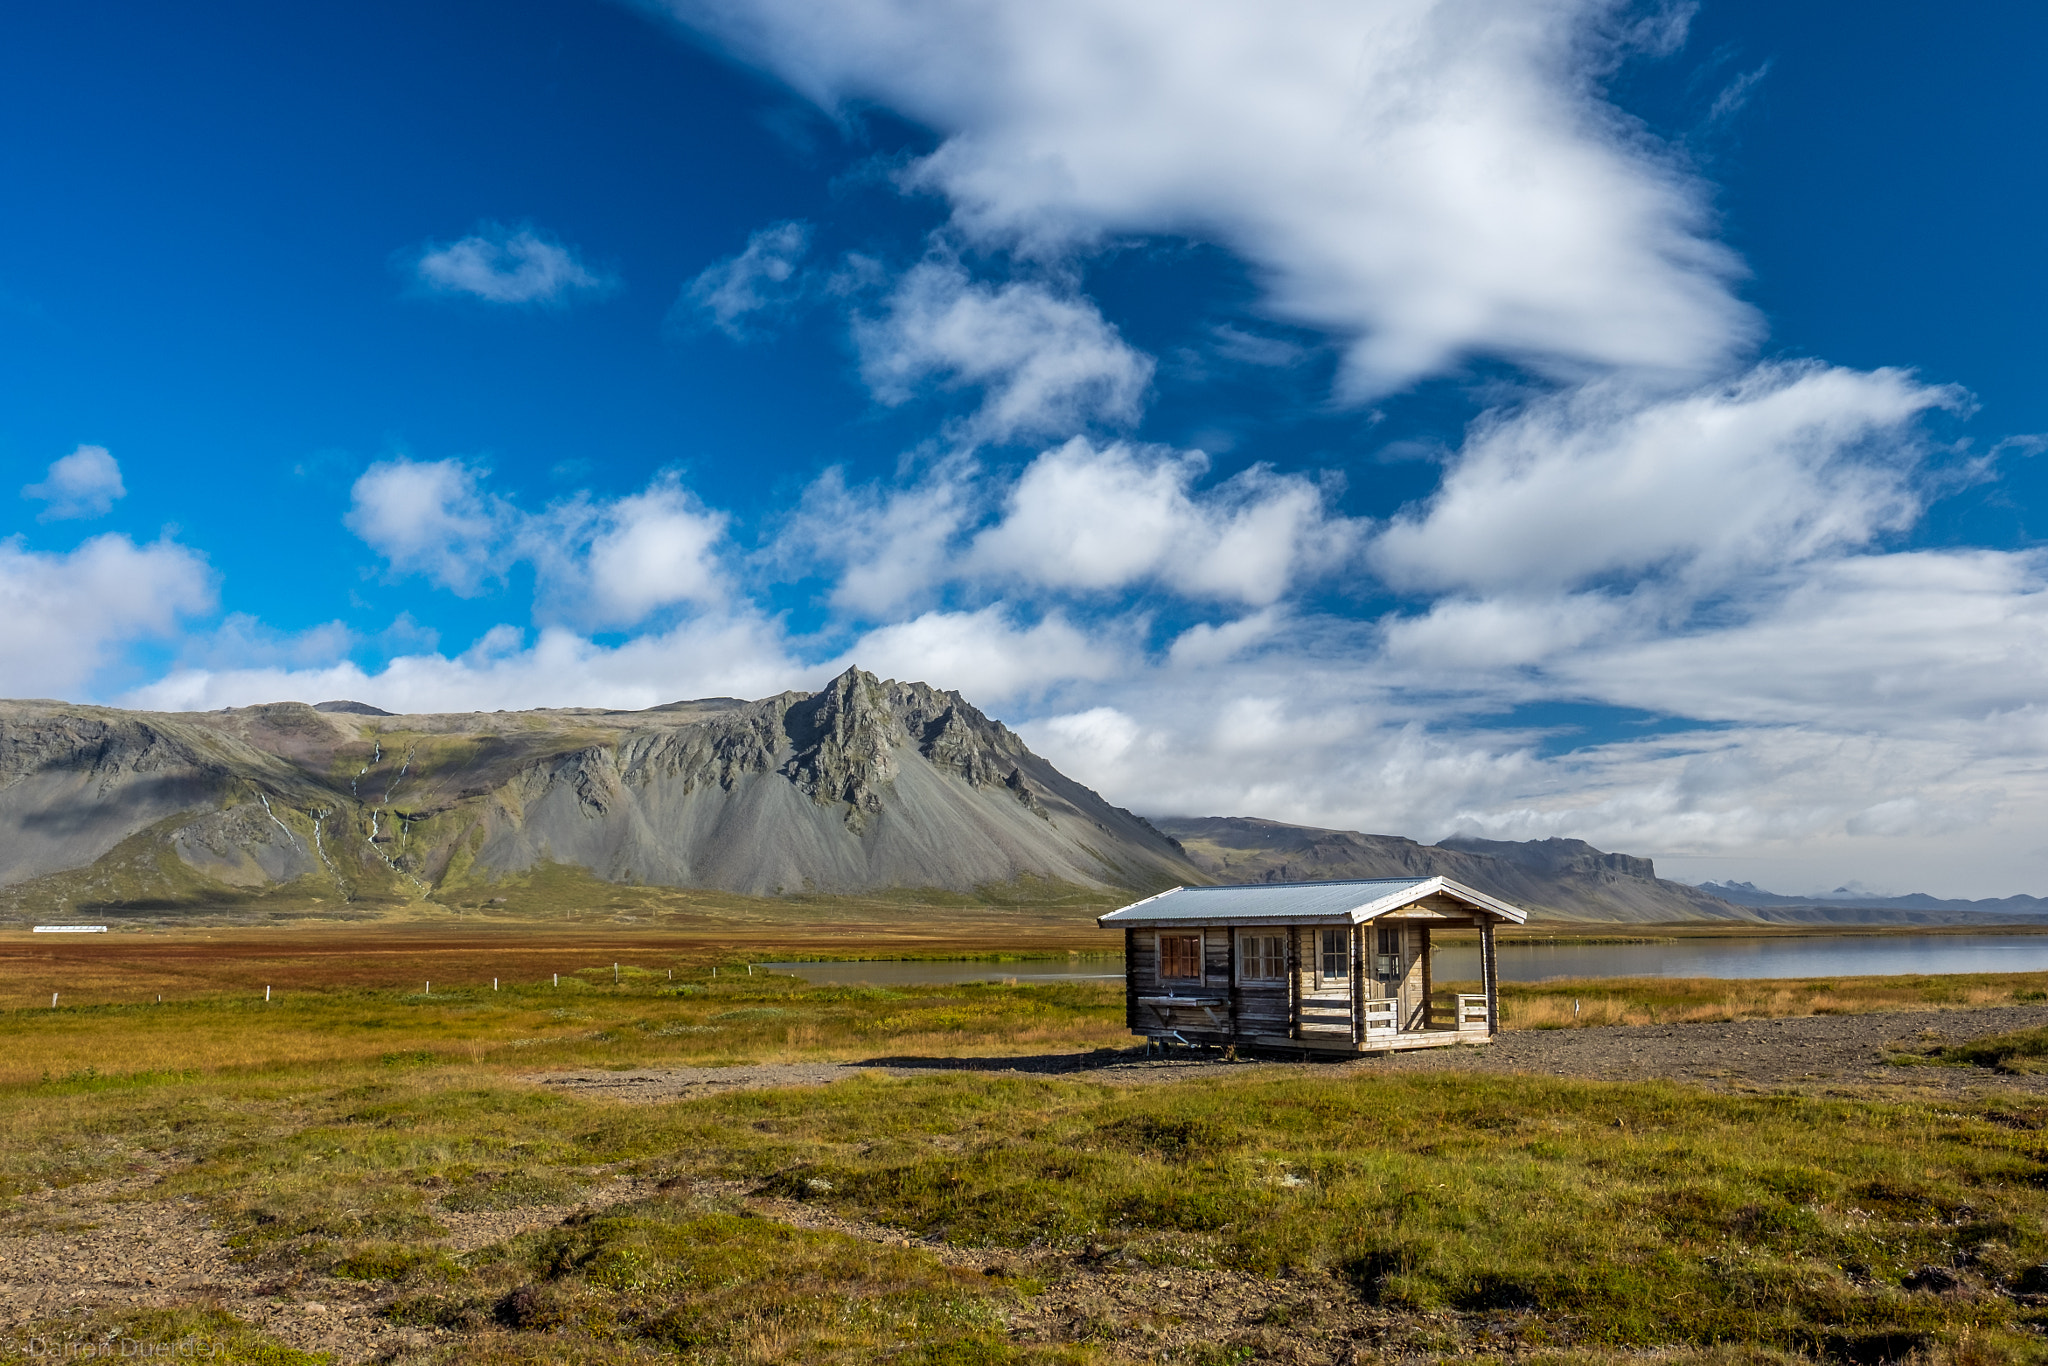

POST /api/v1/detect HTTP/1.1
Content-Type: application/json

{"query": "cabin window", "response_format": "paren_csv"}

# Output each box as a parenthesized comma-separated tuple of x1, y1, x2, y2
(1375, 925, 1403, 977)
(1159, 933, 1203, 982)
(1239, 933, 1284, 982)
(1319, 928, 1349, 981)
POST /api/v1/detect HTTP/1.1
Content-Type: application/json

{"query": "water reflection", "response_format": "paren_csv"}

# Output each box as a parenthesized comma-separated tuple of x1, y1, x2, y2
(765, 934, 2048, 987)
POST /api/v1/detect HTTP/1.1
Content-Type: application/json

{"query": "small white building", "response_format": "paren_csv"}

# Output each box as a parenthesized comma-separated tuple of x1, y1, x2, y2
(1098, 877, 1527, 1053)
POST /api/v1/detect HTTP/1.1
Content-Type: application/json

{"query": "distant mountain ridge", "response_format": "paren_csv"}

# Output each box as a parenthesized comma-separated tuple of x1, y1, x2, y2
(1153, 816, 1747, 923)
(1701, 880, 2048, 918)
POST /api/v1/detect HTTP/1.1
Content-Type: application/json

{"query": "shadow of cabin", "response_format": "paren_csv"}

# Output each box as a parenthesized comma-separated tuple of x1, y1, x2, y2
(1098, 877, 1527, 1054)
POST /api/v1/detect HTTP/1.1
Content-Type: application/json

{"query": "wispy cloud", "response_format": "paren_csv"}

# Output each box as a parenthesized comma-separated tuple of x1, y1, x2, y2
(22, 445, 125, 521)
(411, 224, 615, 306)
(1709, 61, 1773, 123)
(682, 220, 811, 337)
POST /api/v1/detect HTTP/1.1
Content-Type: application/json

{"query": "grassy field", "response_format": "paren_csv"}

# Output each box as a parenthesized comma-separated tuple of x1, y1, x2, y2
(8, 928, 2048, 1363)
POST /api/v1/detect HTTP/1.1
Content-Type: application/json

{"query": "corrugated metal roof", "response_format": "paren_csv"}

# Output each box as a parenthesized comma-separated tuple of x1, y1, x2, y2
(1098, 877, 1528, 925)
(1100, 879, 1430, 923)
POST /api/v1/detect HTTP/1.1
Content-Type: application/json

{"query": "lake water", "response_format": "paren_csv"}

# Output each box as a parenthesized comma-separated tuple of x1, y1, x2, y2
(763, 933, 2048, 987)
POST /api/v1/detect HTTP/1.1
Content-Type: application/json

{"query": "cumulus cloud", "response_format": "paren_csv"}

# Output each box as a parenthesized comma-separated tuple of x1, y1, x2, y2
(853, 259, 1153, 442)
(776, 438, 1360, 614)
(346, 459, 508, 596)
(346, 460, 729, 627)
(412, 225, 614, 306)
(0, 533, 214, 697)
(22, 445, 125, 521)
(662, 0, 1758, 395)
(535, 476, 730, 629)
(833, 605, 1126, 705)
(683, 220, 811, 337)
(779, 461, 978, 616)
(970, 439, 1359, 604)
(1371, 364, 1962, 595)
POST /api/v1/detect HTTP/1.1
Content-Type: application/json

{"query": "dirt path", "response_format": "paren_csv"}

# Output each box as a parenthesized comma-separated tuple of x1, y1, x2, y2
(532, 1002, 2048, 1103)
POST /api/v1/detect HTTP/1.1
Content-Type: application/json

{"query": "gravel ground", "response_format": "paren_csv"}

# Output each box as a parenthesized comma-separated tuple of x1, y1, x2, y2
(531, 1002, 2048, 1103)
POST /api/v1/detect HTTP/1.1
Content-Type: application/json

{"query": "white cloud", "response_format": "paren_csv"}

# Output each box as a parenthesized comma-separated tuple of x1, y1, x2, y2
(539, 477, 730, 629)
(23, 445, 125, 521)
(179, 613, 358, 670)
(684, 220, 811, 337)
(853, 258, 1153, 442)
(413, 225, 613, 306)
(774, 439, 1360, 615)
(1554, 549, 2048, 729)
(1370, 364, 1961, 595)
(1378, 594, 1625, 674)
(125, 615, 805, 716)
(663, 0, 1758, 396)
(346, 458, 507, 596)
(1011, 624, 2048, 898)
(0, 533, 214, 697)
(778, 461, 978, 616)
(347, 460, 729, 627)
(970, 439, 1358, 604)
(1166, 608, 1284, 668)
(832, 605, 1126, 705)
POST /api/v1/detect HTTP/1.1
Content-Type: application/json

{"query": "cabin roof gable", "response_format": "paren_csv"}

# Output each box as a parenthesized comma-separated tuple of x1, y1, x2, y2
(1097, 876, 1528, 927)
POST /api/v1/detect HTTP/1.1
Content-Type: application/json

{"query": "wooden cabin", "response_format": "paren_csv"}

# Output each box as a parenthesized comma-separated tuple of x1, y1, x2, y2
(1099, 877, 1527, 1054)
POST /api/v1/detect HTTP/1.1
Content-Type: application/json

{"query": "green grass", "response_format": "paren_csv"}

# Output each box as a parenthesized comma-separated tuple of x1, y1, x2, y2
(11, 964, 2048, 1361)
(1928, 1025, 2048, 1074)
(0, 971, 1132, 1082)
(0, 1306, 331, 1366)
(7, 1054, 2048, 1361)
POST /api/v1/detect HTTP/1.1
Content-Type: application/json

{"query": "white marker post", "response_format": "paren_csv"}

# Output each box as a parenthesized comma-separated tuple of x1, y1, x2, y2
(265, 986, 271, 1002)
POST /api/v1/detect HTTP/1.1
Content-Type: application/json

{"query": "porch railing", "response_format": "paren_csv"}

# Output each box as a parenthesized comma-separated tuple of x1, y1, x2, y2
(1426, 994, 1491, 1032)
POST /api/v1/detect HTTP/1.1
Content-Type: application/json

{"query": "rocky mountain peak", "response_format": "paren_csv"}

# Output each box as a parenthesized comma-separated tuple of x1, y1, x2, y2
(777, 667, 1042, 828)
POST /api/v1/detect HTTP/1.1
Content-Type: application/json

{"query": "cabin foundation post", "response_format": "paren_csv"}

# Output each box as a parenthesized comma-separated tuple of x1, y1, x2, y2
(1286, 925, 1301, 1041)
(1481, 919, 1499, 1036)
(1419, 926, 1433, 1028)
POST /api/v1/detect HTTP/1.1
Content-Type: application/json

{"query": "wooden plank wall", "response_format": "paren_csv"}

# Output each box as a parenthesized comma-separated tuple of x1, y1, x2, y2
(1203, 928, 1231, 990)
(1124, 927, 1142, 1029)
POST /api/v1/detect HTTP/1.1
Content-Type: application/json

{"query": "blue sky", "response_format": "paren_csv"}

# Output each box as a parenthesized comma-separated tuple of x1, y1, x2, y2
(4, 0, 2045, 896)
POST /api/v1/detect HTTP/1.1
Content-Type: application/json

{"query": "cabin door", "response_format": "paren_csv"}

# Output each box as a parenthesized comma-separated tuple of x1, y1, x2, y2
(1374, 925, 1410, 1022)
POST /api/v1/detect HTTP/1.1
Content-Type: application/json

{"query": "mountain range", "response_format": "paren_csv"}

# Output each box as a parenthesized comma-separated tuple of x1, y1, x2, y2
(1700, 880, 2048, 919)
(1, 668, 2038, 926)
